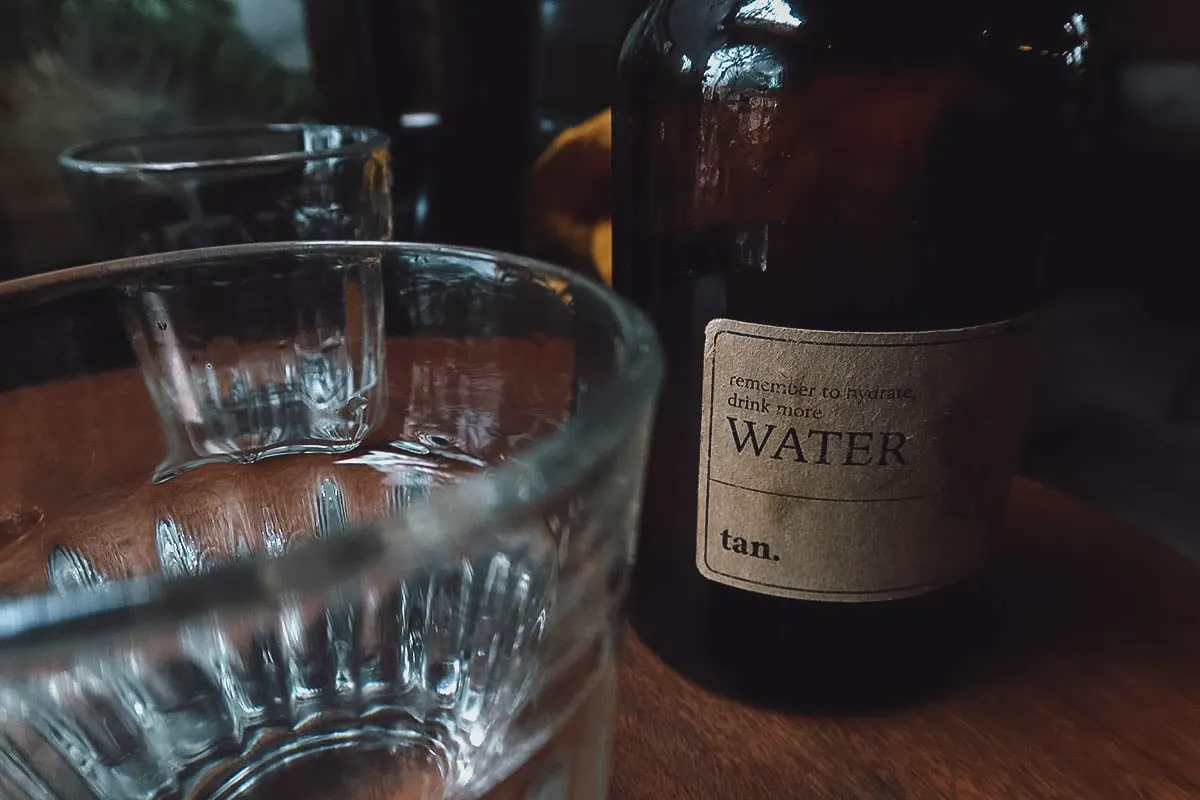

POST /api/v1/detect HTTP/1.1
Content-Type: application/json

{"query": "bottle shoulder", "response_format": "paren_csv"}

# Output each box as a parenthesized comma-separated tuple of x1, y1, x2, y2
(619, 0, 1092, 96)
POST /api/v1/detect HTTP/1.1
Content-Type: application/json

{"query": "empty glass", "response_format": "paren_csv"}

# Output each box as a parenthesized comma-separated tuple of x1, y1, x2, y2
(58, 125, 394, 260)
(0, 241, 663, 799)
(122, 247, 386, 482)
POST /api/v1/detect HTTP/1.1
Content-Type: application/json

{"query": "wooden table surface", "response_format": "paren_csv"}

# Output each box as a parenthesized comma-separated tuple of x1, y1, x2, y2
(2, 344, 1200, 798)
(611, 479, 1200, 799)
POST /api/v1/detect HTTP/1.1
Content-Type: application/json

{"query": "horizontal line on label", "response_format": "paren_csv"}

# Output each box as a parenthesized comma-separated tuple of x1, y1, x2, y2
(708, 478, 940, 503)
(718, 330, 1015, 348)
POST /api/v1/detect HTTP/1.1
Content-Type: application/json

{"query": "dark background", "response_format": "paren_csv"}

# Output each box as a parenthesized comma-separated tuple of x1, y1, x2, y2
(1, 0, 1199, 556)
(1018, 0, 1200, 559)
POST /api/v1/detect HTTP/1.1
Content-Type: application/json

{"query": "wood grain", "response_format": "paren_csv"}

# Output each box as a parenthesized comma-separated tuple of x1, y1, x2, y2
(611, 482, 1200, 799)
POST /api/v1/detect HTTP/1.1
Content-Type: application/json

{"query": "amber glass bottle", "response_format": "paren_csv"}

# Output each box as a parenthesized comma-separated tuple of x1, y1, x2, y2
(614, 0, 1092, 709)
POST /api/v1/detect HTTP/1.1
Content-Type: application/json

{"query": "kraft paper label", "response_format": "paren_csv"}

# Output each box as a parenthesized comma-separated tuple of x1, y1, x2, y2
(696, 318, 1032, 602)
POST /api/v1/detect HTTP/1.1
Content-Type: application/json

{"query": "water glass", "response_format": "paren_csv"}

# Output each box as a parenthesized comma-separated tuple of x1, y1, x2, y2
(121, 247, 386, 482)
(0, 241, 663, 799)
(58, 125, 394, 260)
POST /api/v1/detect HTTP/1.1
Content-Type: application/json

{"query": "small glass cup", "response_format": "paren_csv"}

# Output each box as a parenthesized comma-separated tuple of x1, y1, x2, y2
(0, 241, 663, 799)
(58, 125, 394, 260)
(122, 246, 387, 483)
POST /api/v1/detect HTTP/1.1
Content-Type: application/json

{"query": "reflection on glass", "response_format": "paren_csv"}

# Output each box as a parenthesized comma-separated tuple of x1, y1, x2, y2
(735, 0, 807, 32)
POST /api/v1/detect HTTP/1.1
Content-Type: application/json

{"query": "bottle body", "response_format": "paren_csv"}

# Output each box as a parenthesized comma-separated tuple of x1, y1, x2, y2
(614, 0, 1088, 708)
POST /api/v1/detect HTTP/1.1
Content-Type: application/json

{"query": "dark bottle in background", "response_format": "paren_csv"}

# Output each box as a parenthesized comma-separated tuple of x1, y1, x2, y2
(306, 0, 538, 250)
(305, 0, 647, 253)
(614, 0, 1093, 709)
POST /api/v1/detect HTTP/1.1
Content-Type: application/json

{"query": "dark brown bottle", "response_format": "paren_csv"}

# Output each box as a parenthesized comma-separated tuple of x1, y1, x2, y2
(614, 0, 1092, 710)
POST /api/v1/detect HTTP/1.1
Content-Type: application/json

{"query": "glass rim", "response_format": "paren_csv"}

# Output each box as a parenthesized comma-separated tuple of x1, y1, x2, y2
(57, 123, 391, 177)
(0, 241, 664, 675)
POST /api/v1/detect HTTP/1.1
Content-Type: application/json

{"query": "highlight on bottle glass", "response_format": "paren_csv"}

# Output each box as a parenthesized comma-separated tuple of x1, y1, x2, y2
(0, 241, 663, 799)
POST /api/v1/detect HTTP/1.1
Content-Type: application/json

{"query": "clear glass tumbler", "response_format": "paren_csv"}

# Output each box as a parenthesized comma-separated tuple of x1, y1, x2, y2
(0, 241, 662, 799)
(58, 125, 394, 260)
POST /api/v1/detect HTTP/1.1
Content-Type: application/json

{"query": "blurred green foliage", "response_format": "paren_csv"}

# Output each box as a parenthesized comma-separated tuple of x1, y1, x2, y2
(3, 0, 317, 123)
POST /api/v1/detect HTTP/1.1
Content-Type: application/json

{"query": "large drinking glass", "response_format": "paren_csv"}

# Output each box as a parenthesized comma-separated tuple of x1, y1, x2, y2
(58, 125, 394, 260)
(0, 241, 662, 799)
